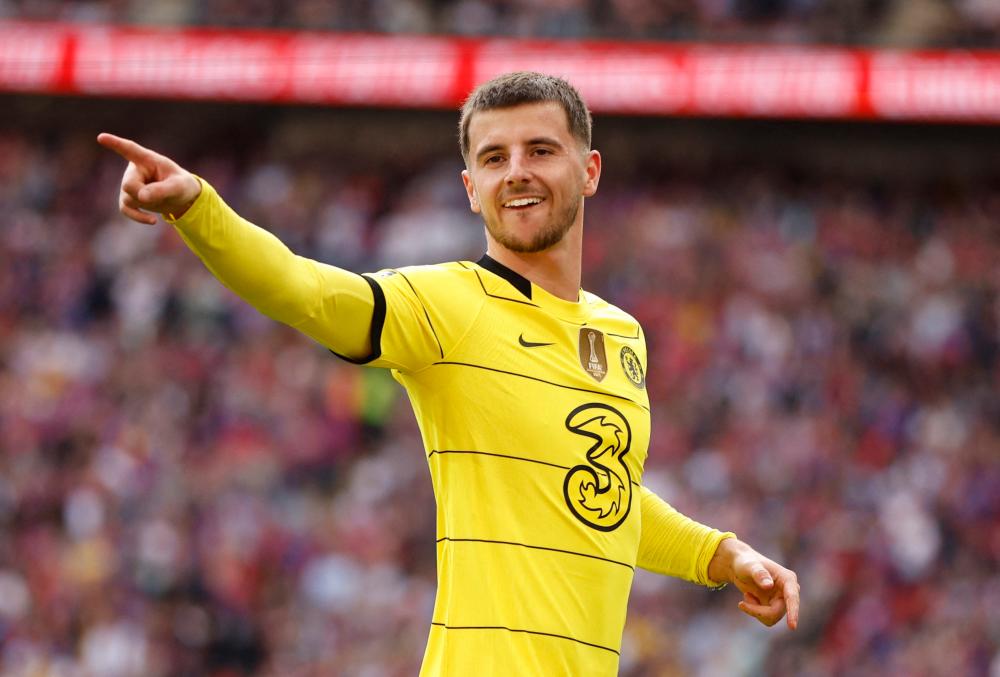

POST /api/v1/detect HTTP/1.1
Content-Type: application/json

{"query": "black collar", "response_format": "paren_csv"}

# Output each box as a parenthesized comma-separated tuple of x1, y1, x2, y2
(476, 254, 532, 300)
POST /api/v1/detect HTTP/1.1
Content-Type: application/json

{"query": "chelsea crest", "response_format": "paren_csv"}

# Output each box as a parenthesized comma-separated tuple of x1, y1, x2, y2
(619, 346, 645, 389)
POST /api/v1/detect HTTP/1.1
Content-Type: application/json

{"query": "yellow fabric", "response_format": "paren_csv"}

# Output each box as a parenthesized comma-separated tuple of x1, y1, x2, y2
(169, 180, 733, 677)
(168, 178, 374, 360)
(636, 487, 735, 587)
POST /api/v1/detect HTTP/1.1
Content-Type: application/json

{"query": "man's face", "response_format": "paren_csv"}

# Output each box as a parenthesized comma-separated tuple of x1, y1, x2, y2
(462, 102, 601, 254)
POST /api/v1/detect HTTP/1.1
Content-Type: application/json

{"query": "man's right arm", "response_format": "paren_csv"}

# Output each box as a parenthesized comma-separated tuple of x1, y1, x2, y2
(169, 179, 375, 358)
(97, 133, 374, 360)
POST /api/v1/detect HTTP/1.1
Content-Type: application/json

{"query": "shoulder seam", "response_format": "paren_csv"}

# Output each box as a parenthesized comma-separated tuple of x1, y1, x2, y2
(398, 264, 487, 376)
(394, 269, 444, 360)
(433, 266, 488, 369)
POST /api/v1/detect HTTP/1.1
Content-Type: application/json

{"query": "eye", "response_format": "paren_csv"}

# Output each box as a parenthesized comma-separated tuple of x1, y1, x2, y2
(484, 155, 504, 165)
(533, 147, 552, 156)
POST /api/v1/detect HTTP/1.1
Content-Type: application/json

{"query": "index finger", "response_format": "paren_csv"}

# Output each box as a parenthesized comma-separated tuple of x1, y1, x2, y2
(97, 133, 159, 166)
(783, 578, 800, 630)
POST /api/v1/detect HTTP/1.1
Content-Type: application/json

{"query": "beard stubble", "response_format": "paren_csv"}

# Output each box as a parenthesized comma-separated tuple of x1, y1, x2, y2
(485, 197, 581, 254)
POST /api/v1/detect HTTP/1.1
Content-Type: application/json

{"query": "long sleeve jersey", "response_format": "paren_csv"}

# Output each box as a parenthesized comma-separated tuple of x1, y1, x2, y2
(169, 179, 734, 676)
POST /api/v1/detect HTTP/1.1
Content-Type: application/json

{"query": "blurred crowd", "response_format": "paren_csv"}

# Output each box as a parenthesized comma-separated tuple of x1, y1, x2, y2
(1, 103, 999, 677)
(2, 0, 999, 47)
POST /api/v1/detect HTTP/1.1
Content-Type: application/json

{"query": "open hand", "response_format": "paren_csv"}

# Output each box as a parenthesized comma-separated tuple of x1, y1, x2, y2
(97, 133, 201, 225)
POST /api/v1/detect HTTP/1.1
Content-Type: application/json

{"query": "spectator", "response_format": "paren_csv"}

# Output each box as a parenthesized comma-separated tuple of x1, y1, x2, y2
(2, 0, 998, 47)
(0, 109, 997, 675)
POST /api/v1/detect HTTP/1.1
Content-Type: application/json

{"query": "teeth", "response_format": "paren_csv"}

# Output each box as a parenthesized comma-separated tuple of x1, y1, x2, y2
(504, 197, 543, 208)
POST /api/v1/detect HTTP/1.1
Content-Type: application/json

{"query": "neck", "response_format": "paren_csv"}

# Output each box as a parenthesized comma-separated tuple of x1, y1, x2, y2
(486, 223, 583, 302)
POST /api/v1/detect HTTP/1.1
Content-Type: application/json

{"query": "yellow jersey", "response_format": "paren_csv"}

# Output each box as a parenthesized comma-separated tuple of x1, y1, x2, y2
(169, 180, 733, 677)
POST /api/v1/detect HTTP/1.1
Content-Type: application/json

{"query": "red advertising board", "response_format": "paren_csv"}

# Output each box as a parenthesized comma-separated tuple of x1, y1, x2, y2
(1, 20, 998, 123)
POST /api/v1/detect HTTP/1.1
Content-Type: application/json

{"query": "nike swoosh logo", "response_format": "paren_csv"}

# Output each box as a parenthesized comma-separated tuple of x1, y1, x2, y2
(519, 334, 555, 348)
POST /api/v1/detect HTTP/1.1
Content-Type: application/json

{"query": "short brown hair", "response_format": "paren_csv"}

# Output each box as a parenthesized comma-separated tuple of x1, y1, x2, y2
(458, 71, 592, 160)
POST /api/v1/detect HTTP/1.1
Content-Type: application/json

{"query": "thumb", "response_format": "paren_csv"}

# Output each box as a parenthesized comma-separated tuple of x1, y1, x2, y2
(138, 174, 194, 205)
(749, 564, 774, 590)
(137, 180, 172, 204)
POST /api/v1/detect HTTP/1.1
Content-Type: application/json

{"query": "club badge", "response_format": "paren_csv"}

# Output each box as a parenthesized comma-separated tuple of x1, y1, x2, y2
(619, 346, 645, 389)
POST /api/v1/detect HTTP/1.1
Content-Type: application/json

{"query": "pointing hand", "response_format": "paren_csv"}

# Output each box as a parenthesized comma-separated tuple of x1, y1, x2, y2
(708, 538, 801, 630)
(97, 133, 202, 225)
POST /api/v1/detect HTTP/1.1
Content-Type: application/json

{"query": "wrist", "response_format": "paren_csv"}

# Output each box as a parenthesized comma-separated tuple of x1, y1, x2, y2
(707, 535, 747, 586)
(169, 200, 196, 220)
(167, 175, 203, 220)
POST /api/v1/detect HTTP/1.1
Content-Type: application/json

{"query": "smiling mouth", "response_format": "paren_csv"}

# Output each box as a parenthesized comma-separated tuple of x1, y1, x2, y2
(503, 197, 545, 209)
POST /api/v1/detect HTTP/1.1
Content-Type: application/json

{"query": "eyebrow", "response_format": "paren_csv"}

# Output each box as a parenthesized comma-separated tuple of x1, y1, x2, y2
(475, 144, 505, 162)
(474, 136, 566, 162)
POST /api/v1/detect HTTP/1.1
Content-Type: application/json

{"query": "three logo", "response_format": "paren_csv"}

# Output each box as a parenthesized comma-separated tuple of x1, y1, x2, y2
(562, 403, 633, 532)
(517, 334, 644, 532)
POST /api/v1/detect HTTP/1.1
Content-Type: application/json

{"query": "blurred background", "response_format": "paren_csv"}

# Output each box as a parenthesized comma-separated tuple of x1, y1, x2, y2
(1, 2, 999, 676)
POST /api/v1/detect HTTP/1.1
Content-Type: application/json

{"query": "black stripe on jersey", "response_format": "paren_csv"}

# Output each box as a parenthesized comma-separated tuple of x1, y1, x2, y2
(427, 449, 641, 488)
(476, 253, 533, 299)
(458, 261, 539, 308)
(429, 448, 569, 471)
(432, 361, 650, 412)
(395, 270, 444, 359)
(459, 260, 593, 329)
(327, 273, 386, 365)
(437, 536, 634, 571)
(606, 328, 640, 340)
(429, 623, 620, 656)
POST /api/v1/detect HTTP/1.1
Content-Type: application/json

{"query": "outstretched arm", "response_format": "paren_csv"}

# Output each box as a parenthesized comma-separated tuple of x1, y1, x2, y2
(97, 133, 375, 360)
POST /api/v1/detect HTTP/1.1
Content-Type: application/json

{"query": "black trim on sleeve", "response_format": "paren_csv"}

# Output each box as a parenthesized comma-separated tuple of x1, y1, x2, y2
(327, 273, 386, 365)
(476, 254, 533, 300)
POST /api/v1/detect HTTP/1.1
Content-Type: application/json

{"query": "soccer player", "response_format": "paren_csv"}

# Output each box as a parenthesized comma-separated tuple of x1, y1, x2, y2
(99, 71, 800, 676)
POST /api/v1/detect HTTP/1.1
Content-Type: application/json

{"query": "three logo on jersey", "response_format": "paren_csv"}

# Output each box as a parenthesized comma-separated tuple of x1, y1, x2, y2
(563, 403, 633, 531)
(517, 329, 645, 531)
(518, 329, 645, 389)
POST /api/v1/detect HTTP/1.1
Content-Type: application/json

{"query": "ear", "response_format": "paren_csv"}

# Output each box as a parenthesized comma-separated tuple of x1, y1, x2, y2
(582, 149, 601, 198)
(462, 169, 481, 214)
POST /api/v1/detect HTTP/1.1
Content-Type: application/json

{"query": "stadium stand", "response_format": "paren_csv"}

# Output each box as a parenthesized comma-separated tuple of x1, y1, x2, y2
(0, 94, 998, 675)
(2, 0, 999, 47)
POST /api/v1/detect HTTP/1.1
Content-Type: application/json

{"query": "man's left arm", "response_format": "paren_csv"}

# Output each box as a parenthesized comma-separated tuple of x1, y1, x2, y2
(638, 486, 800, 629)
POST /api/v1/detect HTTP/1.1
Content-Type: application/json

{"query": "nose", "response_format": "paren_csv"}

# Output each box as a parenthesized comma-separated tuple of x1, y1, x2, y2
(505, 150, 531, 185)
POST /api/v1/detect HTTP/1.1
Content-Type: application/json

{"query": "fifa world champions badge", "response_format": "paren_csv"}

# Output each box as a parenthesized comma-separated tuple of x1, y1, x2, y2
(578, 328, 608, 382)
